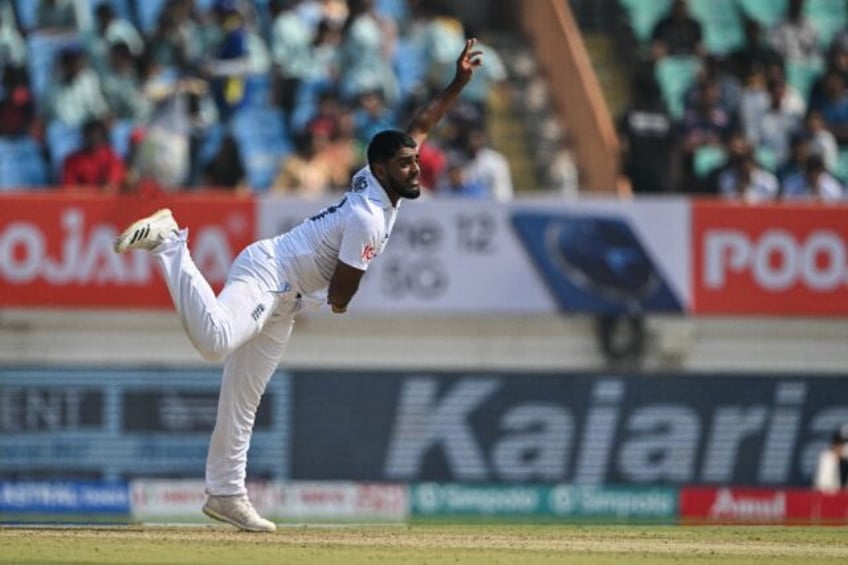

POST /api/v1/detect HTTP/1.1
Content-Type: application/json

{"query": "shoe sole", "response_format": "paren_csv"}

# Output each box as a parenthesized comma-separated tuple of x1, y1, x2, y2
(113, 208, 174, 254)
(202, 505, 277, 533)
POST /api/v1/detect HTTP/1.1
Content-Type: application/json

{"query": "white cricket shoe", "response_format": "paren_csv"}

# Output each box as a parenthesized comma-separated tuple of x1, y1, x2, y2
(113, 208, 179, 253)
(202, 494, 277, 533)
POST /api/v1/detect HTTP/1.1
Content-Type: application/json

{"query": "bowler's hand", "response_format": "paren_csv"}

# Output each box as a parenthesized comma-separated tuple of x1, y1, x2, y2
(455, 38, 483, 85)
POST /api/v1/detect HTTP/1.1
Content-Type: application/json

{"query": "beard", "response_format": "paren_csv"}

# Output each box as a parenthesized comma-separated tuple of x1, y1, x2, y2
(386, 170, 421, 200)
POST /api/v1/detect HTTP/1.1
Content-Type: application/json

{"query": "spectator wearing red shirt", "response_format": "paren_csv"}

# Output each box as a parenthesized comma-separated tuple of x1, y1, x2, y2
(62, 118, 127, 192)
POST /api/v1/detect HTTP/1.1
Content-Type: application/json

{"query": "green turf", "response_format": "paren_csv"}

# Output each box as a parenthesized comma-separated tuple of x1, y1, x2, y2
(2, 524, 848, 565)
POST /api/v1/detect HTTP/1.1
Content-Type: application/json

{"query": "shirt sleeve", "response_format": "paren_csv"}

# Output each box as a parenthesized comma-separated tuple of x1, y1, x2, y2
(338, 206, 382, 271)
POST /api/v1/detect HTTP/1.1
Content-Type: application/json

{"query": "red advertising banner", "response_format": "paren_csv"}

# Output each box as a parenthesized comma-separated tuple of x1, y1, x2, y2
(680, 486, 848, 525)
(693, 201, 848, 315)
(0, 193, 255, 308)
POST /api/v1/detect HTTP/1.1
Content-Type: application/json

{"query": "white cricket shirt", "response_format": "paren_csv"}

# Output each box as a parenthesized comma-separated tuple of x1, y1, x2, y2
(272, 166, 399, 295)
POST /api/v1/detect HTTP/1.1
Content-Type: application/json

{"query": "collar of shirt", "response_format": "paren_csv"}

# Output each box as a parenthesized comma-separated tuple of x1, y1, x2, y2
(363, 165, 400, 211)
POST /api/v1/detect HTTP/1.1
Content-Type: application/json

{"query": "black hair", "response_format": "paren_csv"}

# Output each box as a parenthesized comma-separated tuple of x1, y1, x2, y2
(367, 130, 416, 167)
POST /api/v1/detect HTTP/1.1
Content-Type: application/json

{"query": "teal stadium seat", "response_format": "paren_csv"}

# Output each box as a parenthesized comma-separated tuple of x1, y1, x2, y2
(693, 145, 728, 178)
(736, 0, 788, 27)
(618, 0, 673, 43)
(804, 0, 848, 48)
(654, 55, 702, 120)
(688, 0, 745, 55)
(834, 147, 848, 182)
(785, 57, 825, 100)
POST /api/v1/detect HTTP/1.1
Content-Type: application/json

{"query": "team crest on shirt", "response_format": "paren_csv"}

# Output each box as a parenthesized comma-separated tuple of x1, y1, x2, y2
(361, 244, 376, 262)
(352, 175, 368, 193)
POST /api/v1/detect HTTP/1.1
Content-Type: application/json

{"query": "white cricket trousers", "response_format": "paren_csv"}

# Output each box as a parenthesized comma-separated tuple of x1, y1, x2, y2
(152, 229, 297, 496)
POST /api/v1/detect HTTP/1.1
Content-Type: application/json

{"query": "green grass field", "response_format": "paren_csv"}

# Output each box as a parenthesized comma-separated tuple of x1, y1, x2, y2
(2, 524, 848, 565)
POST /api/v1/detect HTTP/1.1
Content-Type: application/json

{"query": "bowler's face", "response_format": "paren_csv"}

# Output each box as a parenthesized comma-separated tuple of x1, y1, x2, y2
(382, 146, 421, 200)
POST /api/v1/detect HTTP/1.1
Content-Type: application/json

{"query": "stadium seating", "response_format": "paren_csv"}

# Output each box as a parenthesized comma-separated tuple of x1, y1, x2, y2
(25, 32, 81, 106)
(804, 0, 848, 48)
(654, 55, 701, 120)
(688, 0, 745, 55)
(230, 105, 291, 190)
(736, 0, 789, 27)
(618, 0, 673, 43)
(0, 136, 48, 189)
(45, 120, 82, 182)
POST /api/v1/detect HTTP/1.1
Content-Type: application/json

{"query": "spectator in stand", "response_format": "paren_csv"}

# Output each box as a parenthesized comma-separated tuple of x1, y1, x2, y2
(813, 70, 848, 145)
(269, 0, 314, 121)
(413, 0, 467, 94)
(353, 88, 396, 145)
(782, 153, 845, 201)
(680, 79, 737, 185)
(324, 107, 364, 182)
(339, 0, 399, 108)
(34, 0, 80, 33)
(683, 55, 742, 117)
(727, 18, 784, 84)
(297, 0, 349, 30)
(699, 128, 749, 194)
(146, 0, 203, 71)
(436, 151, 487, 198)
(306, 18, 343, 85)
(768, 0, 820, 63)
(744, 74, 806, 170)
(718, 143, 779, 202)
(804, 108, 839, 172)
(101, 42, 152, 123)
(814, 425, 848, 493)
(458, 125, 513, 202)
(61, 118, 127, 192)
(202, 1, 255, 122)
(83, 2, 144, 76)
(808, 43, 848, 113)
(300, 87, 343, 138)
(42, 46, 110, 127)
(776, 132, 813, 183)
(199, 133, 246, 191)
(649, 0, 704, 61)
(0, 65, 37, 138)
(0, 6, 26, 72)
(618, 71, 675, 194)
(271, 128, 337, 197)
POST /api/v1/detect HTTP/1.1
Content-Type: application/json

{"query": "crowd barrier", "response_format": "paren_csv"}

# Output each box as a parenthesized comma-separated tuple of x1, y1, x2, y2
(2, 192, 848, 316)
(3, 480, 847, 525)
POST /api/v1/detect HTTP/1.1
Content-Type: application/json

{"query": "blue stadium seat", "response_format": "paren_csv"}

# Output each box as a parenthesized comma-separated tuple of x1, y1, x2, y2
(135, 0, 168, 33)
(0, 136, 49, 189)
(393, 37, 427, 99)
(109, 118, 136, 159)
(45, 120, 82, 182)
(230, 106, 291, 190)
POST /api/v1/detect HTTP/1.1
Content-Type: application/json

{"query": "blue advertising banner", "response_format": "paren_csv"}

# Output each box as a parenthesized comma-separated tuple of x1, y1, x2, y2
(292, 371, 848, 487)
(0, 368, 291, 481)
(0, 481, 129, 514)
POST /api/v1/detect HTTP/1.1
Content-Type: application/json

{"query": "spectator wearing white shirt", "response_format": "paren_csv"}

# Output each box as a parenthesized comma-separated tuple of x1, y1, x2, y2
(718, 144, 779, 203)
(461, 125, 514, 202)
(782, 154, 845, 202)
(814, 425, 848, 493)
(42, 46, 110, 127)
(768, 0, 820, 63)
